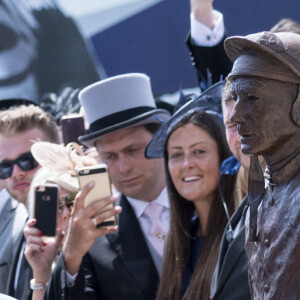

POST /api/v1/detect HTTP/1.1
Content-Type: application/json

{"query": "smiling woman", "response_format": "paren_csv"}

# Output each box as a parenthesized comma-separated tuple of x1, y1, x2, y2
(161, 111, 235, 300)
(145, 82, 236, 300)
(167, 124, 220, 211)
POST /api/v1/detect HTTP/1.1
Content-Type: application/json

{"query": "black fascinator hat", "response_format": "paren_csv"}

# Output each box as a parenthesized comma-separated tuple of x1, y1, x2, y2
(145, 80, 225, 159)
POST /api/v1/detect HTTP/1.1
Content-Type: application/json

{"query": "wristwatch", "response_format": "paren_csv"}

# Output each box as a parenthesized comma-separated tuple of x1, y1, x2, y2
(30, 278, 47, 290)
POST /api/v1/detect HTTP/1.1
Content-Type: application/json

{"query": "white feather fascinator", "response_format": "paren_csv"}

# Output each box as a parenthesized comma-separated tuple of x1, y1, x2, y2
(31, 142, 98, 193)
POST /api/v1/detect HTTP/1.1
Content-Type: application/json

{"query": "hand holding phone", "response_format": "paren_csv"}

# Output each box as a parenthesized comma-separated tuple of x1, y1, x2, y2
(77, 164, 116, 228)
(62, 179, 121, 276)
(34, 184, 58, 236)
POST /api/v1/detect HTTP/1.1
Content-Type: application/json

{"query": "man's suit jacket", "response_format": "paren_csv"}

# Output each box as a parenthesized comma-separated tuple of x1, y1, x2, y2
(0, 197, 27, 294)
(186, 33, 232, 89)
(6, 231, 33, 300)
(210, 197, 251, 300)
(45, 195, 160, 300)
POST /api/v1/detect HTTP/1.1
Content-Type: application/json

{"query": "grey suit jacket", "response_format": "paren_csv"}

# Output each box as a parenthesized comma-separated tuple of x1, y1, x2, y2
(210, 197, 251, 300)
(0, 196, 27, 293)
(45, 195, 159, 300)
(0, 191, 11, 236)
(6, 231, 33, 300)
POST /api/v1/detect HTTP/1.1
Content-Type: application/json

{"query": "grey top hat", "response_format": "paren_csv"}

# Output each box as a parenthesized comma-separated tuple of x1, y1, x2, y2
(145, 81, 225, 159)
(224, 31, 300, 83)
(78, 73, 171, 146)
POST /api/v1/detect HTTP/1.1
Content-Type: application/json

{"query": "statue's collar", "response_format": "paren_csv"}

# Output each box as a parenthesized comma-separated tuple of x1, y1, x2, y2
(264, 148, 300, 185)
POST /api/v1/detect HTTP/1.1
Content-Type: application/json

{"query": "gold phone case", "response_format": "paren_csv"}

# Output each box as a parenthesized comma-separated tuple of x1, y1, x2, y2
(77, 164, 116, 227)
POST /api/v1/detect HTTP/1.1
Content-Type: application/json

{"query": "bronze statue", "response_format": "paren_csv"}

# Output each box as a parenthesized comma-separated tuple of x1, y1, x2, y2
(224, 31, 300, 299)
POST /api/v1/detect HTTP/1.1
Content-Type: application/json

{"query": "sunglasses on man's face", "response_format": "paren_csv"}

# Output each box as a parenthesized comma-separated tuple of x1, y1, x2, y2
(0, 152, 38, 179)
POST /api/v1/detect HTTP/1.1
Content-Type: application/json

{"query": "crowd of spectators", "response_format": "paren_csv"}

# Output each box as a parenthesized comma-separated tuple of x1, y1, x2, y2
(0, 0, 299, 299)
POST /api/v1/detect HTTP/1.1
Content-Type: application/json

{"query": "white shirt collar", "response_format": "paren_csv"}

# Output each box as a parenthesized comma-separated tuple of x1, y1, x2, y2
(126, 187, 169, 218)
(190, 9, 224, 47)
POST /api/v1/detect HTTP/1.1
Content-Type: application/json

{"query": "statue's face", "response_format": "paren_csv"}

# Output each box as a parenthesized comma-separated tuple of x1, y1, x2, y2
(230, 77, 298, 156)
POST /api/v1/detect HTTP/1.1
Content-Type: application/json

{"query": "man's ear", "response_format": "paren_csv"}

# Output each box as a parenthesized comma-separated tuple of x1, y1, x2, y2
(292, 86, 300, 126)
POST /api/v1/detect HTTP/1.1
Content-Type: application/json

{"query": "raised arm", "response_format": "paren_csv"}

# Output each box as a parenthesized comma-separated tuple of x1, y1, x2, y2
(187, 0, 232, 88)
(24, 220, 64, 300)
(63, 181, 122, 275)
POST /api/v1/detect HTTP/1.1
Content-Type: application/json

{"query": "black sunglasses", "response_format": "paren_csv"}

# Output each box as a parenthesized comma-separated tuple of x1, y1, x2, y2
(0, 152, 38, 179)
(58, 193, 76, 213)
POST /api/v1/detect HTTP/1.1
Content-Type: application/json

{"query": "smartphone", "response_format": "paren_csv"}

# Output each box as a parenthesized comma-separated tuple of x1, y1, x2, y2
(34, 184, 58, 236)
(77, 164, 116, 228)
(61, 115, 86, 145)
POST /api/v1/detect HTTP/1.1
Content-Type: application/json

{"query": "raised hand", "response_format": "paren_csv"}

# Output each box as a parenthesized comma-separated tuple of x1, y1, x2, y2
(62, 181, 122, 275)
(190, 0, 216, 29)
(24, 219, 64, 283)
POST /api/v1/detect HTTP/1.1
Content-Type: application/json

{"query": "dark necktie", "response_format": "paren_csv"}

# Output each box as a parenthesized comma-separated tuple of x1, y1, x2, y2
(14, 243, 33, 300)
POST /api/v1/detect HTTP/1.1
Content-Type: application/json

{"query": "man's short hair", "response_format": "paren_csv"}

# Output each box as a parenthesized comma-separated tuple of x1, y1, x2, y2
(221, 80, 233, 115)
(0, 104, 59, 143)
(222, 80, 232, 103)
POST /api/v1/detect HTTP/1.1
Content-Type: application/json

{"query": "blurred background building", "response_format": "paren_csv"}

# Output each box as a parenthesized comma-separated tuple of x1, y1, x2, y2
(0, 0, 299, 104)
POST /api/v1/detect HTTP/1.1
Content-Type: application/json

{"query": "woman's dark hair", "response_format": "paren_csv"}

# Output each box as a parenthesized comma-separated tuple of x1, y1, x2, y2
(156, 110, 236, 300)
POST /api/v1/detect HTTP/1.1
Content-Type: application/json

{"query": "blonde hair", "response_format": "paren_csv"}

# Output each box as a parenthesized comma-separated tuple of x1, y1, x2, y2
(27, 167, 69, 217)
(0, 105, 59, 143)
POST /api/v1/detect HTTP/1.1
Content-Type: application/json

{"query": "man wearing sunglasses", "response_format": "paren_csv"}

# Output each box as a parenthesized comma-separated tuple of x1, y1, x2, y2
(0, 152, 39, 203)
(0, 102, 59, 299)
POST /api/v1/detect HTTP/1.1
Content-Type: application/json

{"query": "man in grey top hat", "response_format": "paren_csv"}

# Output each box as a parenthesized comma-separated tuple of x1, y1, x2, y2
(224, 31, 300, 299)
(45, 73, 171, 300)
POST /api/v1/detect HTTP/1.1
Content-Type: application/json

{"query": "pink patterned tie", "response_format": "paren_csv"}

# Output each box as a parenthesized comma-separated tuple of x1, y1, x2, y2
(143, 203, 168, 257)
